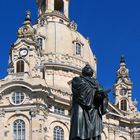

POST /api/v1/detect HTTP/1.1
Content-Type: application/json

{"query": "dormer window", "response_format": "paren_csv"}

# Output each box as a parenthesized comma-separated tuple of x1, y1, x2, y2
(54, 0, 64, 13)
(73, 40, 84, 57)
(120, 99, 127, 111)
(76, 43, 81, 55)
(16, 60, 24, 73)
(37, 38, 43, 49)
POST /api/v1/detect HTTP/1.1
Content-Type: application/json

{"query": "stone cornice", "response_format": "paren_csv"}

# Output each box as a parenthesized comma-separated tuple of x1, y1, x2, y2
(0, 80, 49, 96)
(39, 11, 70, 23)
(49, 112, 70, 121)
(103, 123, 130, 133)
(115, 78, 132, 86)
(0, 105, 36, 113)
(106, 112, 140, 124)
(13, 38, 36, 47)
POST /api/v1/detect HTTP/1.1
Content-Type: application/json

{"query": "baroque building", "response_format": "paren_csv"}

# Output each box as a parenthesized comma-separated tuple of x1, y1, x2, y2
(0, 1, 140, 140)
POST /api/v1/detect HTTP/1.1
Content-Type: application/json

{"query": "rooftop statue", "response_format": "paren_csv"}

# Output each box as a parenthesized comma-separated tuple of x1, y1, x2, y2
(69, 64, 110, 140)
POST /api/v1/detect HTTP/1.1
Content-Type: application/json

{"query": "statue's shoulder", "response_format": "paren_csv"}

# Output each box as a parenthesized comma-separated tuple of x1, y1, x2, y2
(72, 76, 84, 86)
(72, 76, 81, 82)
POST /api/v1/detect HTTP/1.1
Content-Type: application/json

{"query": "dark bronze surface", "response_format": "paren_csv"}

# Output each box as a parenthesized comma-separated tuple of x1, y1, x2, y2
(69, 64, 109, 140)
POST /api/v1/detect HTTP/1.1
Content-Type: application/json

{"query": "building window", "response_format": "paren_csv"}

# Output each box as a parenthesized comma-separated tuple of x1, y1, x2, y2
(76, 43, 81, 55)
(121, 99, 127, 111)
(11, 91, 25, 105)
(54, 126, 64, 140)
(37, 38, 43, 49)
(16, 60, 24, 73)
(54, 106, 64, 115)
(13, 119, 25, 140)
(54, 0, 64, 13)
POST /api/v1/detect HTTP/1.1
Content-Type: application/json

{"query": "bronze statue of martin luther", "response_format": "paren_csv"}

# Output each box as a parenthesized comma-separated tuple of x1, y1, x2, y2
(69, 64, 110, 140)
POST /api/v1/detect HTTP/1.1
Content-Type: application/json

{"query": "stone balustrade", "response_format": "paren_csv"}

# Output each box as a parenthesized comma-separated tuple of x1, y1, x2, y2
(44, 53, 88, 72)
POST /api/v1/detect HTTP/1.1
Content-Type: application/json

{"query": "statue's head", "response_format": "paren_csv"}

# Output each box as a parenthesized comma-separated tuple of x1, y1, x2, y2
(82, 64, 94, 77)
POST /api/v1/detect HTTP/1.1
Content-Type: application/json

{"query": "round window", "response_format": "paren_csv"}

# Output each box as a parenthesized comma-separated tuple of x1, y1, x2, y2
(11, 91, 25, 105)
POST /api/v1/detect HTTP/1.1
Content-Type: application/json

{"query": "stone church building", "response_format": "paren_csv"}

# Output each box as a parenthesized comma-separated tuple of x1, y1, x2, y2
(0, 0, 140, 140)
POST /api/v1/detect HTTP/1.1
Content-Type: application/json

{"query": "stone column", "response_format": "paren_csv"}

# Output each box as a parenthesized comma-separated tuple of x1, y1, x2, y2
(108, 127, 115, 140)
(47, 0, 54, 12)
(64, 0, 69, 18)
(0, 109, 5, 139)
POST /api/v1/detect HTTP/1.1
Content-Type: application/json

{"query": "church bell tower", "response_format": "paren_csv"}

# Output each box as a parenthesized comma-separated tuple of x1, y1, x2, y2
(114, 55, 138, 114)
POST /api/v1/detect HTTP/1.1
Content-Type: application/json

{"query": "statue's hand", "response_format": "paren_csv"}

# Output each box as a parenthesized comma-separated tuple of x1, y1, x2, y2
(102, 88, 111, 98)
(94, 91, 103, 107)
(97, 88, 111, 98)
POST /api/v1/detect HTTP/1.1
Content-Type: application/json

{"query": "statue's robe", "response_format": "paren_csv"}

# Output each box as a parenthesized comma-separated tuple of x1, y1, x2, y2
(69, 76, 108, 140)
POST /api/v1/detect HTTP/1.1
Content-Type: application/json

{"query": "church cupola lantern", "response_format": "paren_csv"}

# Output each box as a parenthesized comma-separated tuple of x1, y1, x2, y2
(120, 55, 125, 63)
(17, 10, 36, 40)
(116, 55, 129, 79)
(36, 0, 69, 18)
(25, 10, 31, 22)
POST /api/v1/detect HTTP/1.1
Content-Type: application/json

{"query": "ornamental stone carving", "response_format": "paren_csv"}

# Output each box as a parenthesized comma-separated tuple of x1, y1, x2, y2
(50, 88, 70, 101)
(18, 11, 36, 40)
(68, 21, 78, 31)
(0, 109, 5, 117)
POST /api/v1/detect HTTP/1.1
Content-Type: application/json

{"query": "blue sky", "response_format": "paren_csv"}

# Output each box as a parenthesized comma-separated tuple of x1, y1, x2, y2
(0, 1, 140, 109)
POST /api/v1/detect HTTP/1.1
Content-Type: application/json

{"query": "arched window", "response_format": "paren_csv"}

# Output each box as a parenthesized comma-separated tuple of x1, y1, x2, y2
(13, 119, 25, 140)
(16, 60, 24, 73)
(76, 43, 81, 55)
(54, 0, 64, 13)
(37, 38, 43, 49)
(121, 99, 127, 111)
(54, 126, 64, 140)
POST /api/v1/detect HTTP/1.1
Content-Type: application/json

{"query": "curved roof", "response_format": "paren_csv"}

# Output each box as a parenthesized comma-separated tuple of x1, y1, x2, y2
(34, 16, 97, 74)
